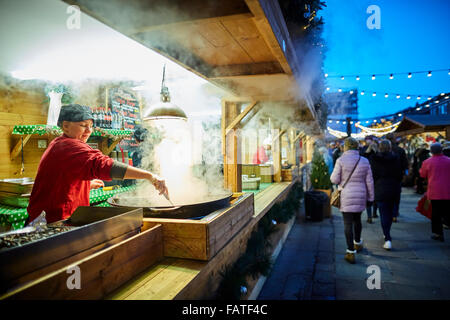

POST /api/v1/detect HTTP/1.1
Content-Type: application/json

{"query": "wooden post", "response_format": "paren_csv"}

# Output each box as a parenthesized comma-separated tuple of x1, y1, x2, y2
(222, 100, 242, 192)
(272, 128, 285, 183)
(288, 128, 296, 166)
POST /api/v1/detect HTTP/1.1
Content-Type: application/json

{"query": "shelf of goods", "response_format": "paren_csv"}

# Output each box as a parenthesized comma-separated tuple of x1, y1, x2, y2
(10, 125, 133, 160)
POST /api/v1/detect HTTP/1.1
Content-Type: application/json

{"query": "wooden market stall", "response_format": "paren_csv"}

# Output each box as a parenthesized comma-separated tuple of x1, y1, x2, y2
(395, 114, 450, 139)
(1, 0, 322, 300)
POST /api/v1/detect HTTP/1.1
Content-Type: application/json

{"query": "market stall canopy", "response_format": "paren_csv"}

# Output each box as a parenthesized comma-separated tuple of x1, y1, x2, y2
(62, 0, 316, 119)
(395, 114, 450, 138)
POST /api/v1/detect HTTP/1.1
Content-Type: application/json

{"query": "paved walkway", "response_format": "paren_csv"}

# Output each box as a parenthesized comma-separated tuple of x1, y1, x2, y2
(257, 188, 450, 300)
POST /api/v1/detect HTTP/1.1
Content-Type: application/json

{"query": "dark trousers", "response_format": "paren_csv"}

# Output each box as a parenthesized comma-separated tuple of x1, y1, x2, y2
(393, 191, 401, 218)
(342, 212, 362, 251)
(416, 177, 426, 194)
(366, 203, 378, 218)
(377, 201, 395, 241)
(431, 200, 450, 236)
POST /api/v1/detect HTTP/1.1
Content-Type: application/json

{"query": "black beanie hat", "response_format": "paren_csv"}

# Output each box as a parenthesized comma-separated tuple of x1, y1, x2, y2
(57, 104, 93, 127)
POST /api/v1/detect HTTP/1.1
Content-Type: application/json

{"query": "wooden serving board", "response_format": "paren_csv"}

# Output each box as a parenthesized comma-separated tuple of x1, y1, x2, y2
(141, 193, 254, 261)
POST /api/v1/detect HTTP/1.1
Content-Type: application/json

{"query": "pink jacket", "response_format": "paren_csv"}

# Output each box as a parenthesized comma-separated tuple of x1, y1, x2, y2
(331, 150, 375, 213)
(419, 154, 450, 200)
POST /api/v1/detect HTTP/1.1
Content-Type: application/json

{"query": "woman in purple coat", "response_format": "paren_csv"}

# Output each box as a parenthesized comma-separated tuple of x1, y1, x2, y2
(331, 137, 375, 264)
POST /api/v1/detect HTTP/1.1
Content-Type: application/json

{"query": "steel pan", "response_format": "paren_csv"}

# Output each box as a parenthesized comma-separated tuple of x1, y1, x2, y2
(107, 192, 233, 219)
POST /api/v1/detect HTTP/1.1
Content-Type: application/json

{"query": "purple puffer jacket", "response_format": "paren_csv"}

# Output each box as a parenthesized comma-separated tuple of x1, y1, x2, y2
(330, 150, 375, 213)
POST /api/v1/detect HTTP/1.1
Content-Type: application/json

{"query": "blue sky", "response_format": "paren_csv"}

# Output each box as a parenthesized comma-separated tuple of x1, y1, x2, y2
(320, 0, 450, 120)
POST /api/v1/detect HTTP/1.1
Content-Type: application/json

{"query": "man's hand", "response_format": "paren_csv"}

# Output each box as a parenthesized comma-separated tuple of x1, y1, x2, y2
(149, 174, 168, 197)
(90, 179, 105, 190)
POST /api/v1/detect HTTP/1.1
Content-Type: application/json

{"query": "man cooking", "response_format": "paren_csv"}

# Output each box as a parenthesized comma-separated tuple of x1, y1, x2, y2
(26, 104, 168, 224)
(252, 137, 272, 164)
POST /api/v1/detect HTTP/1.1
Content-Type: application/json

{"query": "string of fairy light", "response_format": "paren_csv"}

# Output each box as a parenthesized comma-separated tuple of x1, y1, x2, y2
(325, 93, 449, 138)
(324, 68, 450, 80)
(327, 92, 449, 124)
(325, 87, 440, 101)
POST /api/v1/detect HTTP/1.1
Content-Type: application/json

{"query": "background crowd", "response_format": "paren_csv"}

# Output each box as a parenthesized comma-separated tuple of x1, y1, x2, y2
(318, 134, 450, 264)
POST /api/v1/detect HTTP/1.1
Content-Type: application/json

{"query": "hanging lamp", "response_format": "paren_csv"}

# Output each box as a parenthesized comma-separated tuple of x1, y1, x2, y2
(143, 65, 187, 120)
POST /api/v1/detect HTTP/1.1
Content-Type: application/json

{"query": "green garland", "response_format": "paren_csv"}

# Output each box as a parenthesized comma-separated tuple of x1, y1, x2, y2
(12, 125, 133, 139)
(216, 182, 303, 300)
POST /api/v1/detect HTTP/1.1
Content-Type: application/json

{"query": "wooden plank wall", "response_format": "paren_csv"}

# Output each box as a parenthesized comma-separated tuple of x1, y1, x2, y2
(0, 86, 48, 179)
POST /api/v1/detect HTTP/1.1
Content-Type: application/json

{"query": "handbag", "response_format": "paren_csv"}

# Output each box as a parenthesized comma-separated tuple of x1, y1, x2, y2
(416, 193, 432, 219)
(331, 156, 361, 208)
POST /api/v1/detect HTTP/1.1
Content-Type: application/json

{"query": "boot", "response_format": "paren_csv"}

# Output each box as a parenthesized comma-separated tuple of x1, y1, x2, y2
(344, 250, 356, 264)
(367, 218, 373, 224)
(431, 234, 444, 242)
(354, 239, 363, 252)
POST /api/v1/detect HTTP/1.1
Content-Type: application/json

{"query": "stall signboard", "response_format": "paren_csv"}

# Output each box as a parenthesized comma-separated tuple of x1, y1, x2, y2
(108, 87, 141, 152)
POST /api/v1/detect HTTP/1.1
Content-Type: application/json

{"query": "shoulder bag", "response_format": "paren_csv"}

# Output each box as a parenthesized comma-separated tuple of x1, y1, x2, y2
(331, 156, 361, 208)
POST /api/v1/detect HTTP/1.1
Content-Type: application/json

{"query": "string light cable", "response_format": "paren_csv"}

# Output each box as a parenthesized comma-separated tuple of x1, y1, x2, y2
(355, 121, 401, 132)
(324, 68, 450, 80)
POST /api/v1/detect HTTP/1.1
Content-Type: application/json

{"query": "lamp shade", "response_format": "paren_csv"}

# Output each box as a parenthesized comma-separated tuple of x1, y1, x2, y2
(143, 101, 187, 120)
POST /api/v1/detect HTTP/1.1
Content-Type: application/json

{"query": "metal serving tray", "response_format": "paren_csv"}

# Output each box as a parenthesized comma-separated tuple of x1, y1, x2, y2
(0, 206, 143, 293)
(0, 178, 34, 194)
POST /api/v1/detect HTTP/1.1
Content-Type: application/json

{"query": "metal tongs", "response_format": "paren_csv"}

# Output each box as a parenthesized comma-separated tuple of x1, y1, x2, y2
(163, 191, 175, 207)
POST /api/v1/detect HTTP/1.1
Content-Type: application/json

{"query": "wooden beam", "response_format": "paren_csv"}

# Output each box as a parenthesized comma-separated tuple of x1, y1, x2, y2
(288, 128, 297, 166)
(225, 101, 259, 135)
(272, 129, 284, 183)
(10, 135, 32, 161)
(128, 13, 254, 35)
(102, 139, 122, 156)
(271, 129, 286, 144)
(244, 0, 292, 74)
(293, 132, 305, 143)
(209, 62, 283, 78)
(222, 100, 242, 193)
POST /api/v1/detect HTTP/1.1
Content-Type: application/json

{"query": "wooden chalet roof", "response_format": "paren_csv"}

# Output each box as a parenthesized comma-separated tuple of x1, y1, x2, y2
(395, 114, 450, 135)
(63, 0, 316, 119)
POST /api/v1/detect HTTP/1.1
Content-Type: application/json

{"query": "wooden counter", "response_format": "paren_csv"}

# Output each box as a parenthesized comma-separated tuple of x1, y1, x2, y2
(107, 180, 298, 300)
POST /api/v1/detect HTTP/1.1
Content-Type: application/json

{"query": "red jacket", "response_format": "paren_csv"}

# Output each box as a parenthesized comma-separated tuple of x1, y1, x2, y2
(27, 135, 114, 223)
(419, 154, 450, 200)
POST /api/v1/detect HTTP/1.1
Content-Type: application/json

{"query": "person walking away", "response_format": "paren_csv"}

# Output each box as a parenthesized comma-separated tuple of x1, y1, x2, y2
(412, 143, 430, 194)
(331, 137, 374, 264)
(122, 125, 149, 187)
(332, 141, 342, 166)
(361, 139, 379, 223)
(319, 146, 333, 176)
(369, 140, 402, 250)
(419, 143, 450, 242)
(386, 133, 409, 222)
(442, 141, 450, 157)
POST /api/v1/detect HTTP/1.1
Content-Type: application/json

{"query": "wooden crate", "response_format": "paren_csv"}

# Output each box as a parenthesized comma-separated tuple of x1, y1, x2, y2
(1, 223, 163, 300)
(141, 192, 254, 261)
(281, 166, 299, 182)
